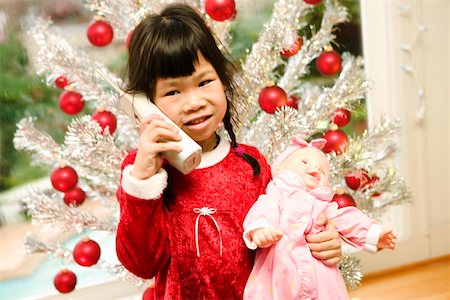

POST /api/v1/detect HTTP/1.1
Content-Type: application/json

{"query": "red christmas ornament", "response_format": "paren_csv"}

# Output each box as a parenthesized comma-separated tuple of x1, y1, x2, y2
(258, 85, 288, 114)
(367, 175, 381, 197)
(87, 19, 114, 47)
(73, 237, 101, 267)
(332, 193, 356, 209)
(322, 129, 348, 154)
(280, 37, 303, 58)
(316, 50, 342, 76)
(51, 166, 78, 192)
(369, 175, 379, 187)
(142, 286, 155, 300)
(304, 0, 323, 5)
(64, 187, 86, 207)
(55, 75, 69, 89)
(333, 108, 351, 127)
(54, 269, 77, 294)
(345, 171, 370, 190)
(286, 95, 299, 109)
(92, 110, 117, 135)
(59, 91, 84, 115)
(126, 30, 133, 48)
(204, 0, 236, 21)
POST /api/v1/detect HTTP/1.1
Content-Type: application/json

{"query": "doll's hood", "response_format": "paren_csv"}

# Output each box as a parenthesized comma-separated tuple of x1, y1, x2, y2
(272, 135, 327, 172)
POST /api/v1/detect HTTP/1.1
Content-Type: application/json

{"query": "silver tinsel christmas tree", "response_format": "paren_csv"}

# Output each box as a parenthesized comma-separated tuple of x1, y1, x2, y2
(13, 0, 410, 294)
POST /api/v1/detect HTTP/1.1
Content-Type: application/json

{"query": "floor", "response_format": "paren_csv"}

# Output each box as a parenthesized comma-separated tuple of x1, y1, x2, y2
(348, 255, 450, 300)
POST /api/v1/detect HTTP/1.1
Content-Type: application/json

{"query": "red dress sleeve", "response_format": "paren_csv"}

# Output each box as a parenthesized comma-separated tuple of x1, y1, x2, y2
(240, 144, 273, 214)
(115, 151, 171, 279)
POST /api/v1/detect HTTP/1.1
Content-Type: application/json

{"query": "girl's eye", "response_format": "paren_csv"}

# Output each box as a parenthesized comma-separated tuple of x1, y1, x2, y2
(199, 80, 212, 87)
(165, 90, 179, 96)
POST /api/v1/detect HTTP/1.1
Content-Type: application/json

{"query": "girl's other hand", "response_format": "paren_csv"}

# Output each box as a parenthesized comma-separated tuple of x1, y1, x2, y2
(131, 113, 182, 180)
(306, 213, 342, 267)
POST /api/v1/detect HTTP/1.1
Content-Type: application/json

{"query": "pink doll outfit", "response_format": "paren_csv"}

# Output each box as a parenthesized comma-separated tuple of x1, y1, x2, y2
(243, 137, 381, 300)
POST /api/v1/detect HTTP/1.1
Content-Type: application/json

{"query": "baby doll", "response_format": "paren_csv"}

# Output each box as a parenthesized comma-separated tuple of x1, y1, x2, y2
(242, 136, 397, 300)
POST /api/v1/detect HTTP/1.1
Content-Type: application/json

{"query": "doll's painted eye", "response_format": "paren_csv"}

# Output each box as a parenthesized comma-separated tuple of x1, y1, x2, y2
(301, 159, 307, 165)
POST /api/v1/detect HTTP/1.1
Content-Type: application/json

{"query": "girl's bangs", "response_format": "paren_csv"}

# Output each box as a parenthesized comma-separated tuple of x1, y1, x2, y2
(151, 25, 200, 79)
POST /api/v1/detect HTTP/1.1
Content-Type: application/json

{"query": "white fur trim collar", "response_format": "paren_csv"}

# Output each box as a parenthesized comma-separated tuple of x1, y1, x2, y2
(197, 134, 230, 169)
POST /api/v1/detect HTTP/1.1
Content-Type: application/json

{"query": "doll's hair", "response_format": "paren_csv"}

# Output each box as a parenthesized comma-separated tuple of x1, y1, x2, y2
(125, 4, 260, 175)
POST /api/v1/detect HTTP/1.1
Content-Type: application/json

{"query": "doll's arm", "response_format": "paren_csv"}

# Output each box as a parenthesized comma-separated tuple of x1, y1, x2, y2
(377, 228, 397, 250)
(327, 203, 390, 253)
(243, 180, 283, 249)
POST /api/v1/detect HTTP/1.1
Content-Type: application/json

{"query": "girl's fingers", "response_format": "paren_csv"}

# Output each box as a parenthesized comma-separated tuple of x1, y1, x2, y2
(140, 113, 164, 125)
(141, 115, 180, 134)
(148, 143, 182, 155)
(146, 126, 182, 144)
(310, 248, 342, 265)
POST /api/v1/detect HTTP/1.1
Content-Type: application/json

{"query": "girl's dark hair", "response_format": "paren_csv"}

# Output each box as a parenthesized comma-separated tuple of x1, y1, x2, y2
(126, 4, 260, 176)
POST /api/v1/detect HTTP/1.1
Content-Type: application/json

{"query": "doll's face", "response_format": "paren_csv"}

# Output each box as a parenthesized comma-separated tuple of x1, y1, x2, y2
(278, 147, 330, 191)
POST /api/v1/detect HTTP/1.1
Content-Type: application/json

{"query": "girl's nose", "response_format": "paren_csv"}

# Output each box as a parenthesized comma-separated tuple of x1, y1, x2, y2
(183, 92, 206, 112)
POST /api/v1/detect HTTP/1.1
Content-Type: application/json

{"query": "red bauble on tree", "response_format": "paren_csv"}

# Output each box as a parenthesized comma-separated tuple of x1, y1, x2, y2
(322, 129, 348, 154)
(345, 171, 370, 190)
(87, 19, 114, 47)
(303, 0, 323, 4)
(367, 175, 381, 197)
(55, 75, 69, 89)
(126, 30, 133, 48)
(54, 269, 77, 294)
(286, 95, 299, 109)
(73, 237, 101, 267)
(51, 166, 78, 192)
(64, 187, 86, 207)
(258, 85, 288, 114)
(316, 50, 342, 76)
(280, 37, 303, 58)
(332, 193, 356, 209)
(142, 286, 156, 300)
(59, 91, 84, 115)
(333, 108, 351, 127)
(92, 109, 117, 135)
(204, 0, 236, 21)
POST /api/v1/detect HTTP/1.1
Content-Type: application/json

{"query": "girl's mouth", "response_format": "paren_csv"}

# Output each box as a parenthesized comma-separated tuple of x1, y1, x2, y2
(185, 115, 211, 126)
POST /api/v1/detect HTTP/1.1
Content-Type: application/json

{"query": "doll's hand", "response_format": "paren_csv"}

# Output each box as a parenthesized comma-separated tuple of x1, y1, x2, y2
(250, 227, 283, 249)
(306, 213, 342, 267)
(132, 114, 182, 179)
(377, 228, 397, 250)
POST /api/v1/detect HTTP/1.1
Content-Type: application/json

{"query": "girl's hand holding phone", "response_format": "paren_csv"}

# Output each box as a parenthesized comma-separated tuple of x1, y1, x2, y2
(131, 114, 182, 180)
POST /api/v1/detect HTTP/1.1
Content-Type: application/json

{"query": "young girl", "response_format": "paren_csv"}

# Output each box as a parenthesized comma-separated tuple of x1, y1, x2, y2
(116, 4, 342, 299)
(243, 136, 397, 299)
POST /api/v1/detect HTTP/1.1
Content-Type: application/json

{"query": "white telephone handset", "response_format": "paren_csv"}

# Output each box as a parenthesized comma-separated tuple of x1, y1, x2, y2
(96, 69, 202, 175)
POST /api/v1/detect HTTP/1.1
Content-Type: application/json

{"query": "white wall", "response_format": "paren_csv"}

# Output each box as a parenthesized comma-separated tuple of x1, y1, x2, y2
(358, 0, 450, 273)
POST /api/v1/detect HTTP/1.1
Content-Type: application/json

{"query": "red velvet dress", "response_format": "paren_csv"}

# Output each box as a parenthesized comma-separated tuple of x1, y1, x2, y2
(116, 140, 272, 299)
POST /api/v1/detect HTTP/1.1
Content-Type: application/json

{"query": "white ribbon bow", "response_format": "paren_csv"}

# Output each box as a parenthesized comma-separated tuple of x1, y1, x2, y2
(193, 207, 223, 257)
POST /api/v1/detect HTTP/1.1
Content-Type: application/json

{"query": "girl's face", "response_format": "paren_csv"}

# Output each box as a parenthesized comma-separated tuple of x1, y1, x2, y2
(153, 53, 227, 152)
(279, 147, 330, 191)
